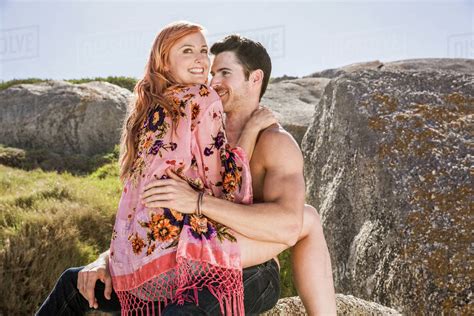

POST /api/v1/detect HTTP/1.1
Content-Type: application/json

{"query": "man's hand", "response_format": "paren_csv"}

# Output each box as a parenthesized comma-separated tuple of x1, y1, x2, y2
(77, 253, 112, 309)
(140, 168, 199, 213)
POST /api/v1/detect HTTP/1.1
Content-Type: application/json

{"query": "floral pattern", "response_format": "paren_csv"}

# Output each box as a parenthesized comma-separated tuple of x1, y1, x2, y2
(136, 208, 184, 255)
(114, 83, 251, 260)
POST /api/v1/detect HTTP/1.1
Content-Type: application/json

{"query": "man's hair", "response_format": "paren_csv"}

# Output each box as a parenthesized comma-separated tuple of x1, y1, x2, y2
(210, 34, 272, 100)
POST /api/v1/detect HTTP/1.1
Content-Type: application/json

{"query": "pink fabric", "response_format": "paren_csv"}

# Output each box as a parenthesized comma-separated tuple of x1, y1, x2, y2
(109, 83, 253, 315)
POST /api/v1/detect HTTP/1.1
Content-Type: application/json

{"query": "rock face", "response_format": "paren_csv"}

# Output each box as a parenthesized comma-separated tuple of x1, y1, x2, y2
(262, 77, 331, 146)
(260, 295, 401, 315)
(0, 80, 132, 156)
(301, 65, 473, 314)
(382, 58, 474, 74)
(308, 58, 474, 78)
(260, 294, 401, 316)
(308, 60, 384, 79)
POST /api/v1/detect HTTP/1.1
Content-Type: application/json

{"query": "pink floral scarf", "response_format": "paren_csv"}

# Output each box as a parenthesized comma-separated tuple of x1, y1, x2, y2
(108, 83, 253, 315)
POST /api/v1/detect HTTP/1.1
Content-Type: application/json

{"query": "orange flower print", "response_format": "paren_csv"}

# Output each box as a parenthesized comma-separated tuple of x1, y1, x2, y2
(142, 131, 155, 150)
(191, 102, 200, 120)
(190, 215, 209, 234)
(128, 232, 146, 255)
(153, 218, 180, 242)
(146, 243, 156, 256)
(223, 173, 237, 193)
(170, 209, 184, 221)
(199, 84, 210, 97)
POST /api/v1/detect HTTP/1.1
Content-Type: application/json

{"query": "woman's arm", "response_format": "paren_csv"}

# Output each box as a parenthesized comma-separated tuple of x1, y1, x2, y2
(236, 106, 278, 161)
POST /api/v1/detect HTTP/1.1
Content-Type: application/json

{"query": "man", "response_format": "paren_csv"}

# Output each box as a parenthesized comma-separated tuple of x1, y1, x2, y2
(36, 35, 337, 316)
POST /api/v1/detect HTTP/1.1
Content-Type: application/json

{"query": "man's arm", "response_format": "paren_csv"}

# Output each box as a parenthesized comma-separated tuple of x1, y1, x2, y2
(201, 127, 305, 246)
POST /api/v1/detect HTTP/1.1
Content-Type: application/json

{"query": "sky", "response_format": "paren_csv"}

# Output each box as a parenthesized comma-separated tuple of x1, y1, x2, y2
(0, 0, 472, 81)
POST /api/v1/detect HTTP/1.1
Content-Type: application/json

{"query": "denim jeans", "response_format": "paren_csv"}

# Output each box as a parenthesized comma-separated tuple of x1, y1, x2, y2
(35, 258, 280, 316)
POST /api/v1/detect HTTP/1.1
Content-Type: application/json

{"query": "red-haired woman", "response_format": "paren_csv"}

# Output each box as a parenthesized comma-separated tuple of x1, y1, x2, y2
(36, 21, 277, 316)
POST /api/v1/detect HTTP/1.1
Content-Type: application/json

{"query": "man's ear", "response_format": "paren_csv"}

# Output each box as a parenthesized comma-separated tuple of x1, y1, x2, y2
(250, 69, 264, 85)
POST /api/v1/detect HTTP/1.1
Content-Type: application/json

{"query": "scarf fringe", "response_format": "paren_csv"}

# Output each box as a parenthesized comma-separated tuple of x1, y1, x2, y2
(114, 256, 245, 315)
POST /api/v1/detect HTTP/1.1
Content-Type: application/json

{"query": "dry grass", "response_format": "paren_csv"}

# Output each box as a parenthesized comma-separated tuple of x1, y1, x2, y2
(0, 146, 296, 315)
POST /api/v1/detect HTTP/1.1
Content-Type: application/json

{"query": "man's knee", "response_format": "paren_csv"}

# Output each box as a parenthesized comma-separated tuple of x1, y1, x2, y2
(301, 204, 321, 237)
(56, 267, 82, 291)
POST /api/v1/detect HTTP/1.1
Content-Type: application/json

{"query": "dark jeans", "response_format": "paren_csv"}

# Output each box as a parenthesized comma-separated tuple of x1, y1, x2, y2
(35, 258, 280, 316)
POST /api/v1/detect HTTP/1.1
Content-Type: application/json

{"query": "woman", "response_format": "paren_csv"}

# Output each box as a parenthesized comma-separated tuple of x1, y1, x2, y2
(107, 21, 276, 316)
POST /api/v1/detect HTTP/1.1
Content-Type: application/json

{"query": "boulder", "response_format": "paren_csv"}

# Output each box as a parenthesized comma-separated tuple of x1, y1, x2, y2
(308, 58, 474, 78)
(382, 58, 474, 74)
(260, 294, 401, 315)
(301, 66, 473, 314)
(0, 80, 132, 156)
(262, 77, 331, 145)
(308, 60, 384, 78)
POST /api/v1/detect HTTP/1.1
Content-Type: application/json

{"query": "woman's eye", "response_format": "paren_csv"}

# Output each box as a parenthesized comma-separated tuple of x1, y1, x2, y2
(223, 71, 230, 76)
(183, 48, 192, 53)
(201, 49, 208, 54)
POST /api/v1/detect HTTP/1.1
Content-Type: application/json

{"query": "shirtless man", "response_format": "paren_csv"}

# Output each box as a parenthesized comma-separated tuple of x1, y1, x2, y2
(150, 35, 337, 315)
(37, 35, 336, 316)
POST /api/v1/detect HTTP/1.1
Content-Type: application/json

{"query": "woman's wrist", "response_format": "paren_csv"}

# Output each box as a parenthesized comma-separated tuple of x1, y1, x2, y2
(195, 191, 204, 216)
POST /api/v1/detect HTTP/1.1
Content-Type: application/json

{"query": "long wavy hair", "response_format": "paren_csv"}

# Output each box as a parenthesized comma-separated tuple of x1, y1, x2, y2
(118, 21, 205, 184)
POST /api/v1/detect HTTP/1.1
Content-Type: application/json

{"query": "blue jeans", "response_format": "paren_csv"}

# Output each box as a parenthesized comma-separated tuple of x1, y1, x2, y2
(35, 258, 280, 316)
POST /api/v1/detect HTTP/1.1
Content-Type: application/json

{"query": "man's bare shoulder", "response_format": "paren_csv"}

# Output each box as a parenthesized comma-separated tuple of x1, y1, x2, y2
(254, 123, 303, 166)
(258, 123, 300, 149)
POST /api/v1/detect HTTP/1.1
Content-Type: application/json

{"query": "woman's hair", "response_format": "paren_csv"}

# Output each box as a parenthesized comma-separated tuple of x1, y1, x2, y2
(118, 21, 204, 184)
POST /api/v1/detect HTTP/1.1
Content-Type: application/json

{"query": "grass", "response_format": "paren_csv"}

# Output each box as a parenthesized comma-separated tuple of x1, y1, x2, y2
(0, 144, 297, 315)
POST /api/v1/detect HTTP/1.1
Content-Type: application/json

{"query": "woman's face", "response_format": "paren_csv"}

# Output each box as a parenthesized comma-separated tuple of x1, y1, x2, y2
(165, 31, 210, 85)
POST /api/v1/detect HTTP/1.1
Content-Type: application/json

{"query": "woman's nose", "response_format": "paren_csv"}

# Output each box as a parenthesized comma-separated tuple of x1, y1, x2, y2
(195, 53, 204, 62)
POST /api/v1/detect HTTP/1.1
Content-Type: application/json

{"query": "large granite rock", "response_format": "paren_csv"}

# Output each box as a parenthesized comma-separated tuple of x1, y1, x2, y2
(301, 66, 473, 314)
(382, 58, 474, 74)
(260, 295, 401, 315)
(308, 60, 384, 79)
(262, 77, 331, 146)
(308, 58, 474, 78)
(0, 80, 132, 156)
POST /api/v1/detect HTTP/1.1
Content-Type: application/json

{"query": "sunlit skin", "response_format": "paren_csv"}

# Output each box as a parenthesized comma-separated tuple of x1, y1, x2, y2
(142, 51, 338, 315)
(164, 31, 210, 85)
(76, 32, 277, 311)
(210, 51, 256, 114)
(78, 36, 336, 315)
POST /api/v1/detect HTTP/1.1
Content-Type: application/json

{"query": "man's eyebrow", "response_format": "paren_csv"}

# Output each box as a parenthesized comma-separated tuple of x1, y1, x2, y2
(215, 67, 232, 73)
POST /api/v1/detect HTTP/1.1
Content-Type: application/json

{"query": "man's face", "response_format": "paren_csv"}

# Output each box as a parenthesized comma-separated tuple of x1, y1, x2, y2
(210, 51, 250, 113)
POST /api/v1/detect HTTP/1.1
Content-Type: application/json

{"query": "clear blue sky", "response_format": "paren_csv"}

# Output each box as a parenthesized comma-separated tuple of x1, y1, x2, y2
(1, 0, 472, 81)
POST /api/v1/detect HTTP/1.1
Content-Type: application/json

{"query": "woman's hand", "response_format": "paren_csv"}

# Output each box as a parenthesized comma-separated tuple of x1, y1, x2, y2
(236, 105, 278, 161)
(245, 106, 278, 133)
(140, 168, 199, 214)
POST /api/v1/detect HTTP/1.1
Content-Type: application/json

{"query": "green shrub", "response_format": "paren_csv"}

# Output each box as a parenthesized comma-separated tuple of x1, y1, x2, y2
(0, 144, 297, 314)
(0, 144, 120, 177)
(0, 165, 118, 314)
(0, 78, 49, 91)
(0, 76, 138, 92)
